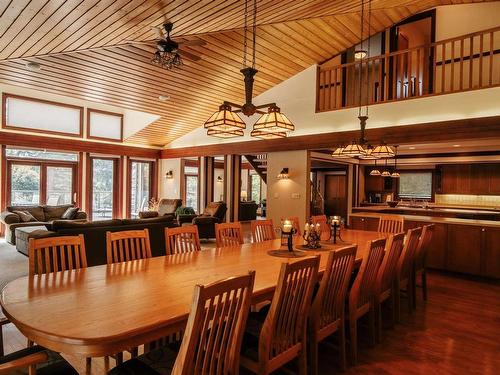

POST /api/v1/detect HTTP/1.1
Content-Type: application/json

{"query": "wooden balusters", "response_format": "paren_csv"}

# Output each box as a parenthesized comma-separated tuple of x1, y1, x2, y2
(165, 226, 201, 255)
(106, 229, 152, 264)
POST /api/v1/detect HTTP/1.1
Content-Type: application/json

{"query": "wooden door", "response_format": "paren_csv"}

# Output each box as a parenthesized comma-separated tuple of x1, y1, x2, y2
(324, 175, 347, 219)
(446, 224, 482, 275)
(482, 227, 500, 278)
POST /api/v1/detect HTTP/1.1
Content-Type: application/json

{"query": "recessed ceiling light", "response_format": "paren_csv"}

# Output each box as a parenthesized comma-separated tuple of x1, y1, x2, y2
(453, 144, 461, 147)
(158, 95, 170, 101)
(408, 146, 416, 150)
(25, 61, 41, 71)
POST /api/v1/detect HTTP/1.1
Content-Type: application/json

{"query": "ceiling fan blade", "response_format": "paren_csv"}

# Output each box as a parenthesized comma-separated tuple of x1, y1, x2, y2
(123, 40, 157, 46)
(178, 49, 201, 61)
(177, 39, 206, 47)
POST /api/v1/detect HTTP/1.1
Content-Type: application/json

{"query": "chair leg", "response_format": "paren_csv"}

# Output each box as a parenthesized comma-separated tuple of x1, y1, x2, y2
(298, 346, 307, 375)
(422, 269, 428, 301)
(368, 306, 376, 347)
(407, 281, 414, 315)
(376, 301, 382, 343)
(394, 285, 401, 323)
(0, 325, 4, 357)
(389, 292, 396, 328)
(308, 333, 318, 375)
(412, 268, 417, 310)
(349, 317, 357, 365)
(339, 321, 347, 371)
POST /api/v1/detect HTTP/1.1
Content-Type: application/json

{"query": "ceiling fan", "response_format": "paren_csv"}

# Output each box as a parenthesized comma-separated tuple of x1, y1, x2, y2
(128, 22, 206, 69)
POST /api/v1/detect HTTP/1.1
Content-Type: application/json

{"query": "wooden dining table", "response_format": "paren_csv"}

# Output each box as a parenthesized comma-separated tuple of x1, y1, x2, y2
(0, 229, 385, 358)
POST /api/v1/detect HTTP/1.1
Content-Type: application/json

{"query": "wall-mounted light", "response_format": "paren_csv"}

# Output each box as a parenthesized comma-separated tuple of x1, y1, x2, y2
(165, 170, 173, 179)
(217, 176, 223, 183)
(277, 168, 289, 180)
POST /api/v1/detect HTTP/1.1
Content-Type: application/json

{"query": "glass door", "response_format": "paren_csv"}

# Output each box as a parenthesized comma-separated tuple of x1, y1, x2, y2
(46, 166, 74, 205)
(130, 161, 151, 218)
(9, 163, 41, 206)
(90, 158, 117, 221)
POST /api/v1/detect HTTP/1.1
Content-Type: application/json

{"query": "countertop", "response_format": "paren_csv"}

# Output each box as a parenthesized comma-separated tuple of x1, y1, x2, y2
(354, 205, 500, 216)
(349, 212, 500, 228)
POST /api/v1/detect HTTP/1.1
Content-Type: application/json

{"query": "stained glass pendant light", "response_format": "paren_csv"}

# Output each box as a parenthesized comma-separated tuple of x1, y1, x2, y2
(381, 158, 391, 177)
(250, 129, 287, 139)
(253, 104, 295, 134)
(204, 103, 246, 138)
(372, 143, 395, 158)
(360, 145, 379, 159)
(332, 146, 350, 158)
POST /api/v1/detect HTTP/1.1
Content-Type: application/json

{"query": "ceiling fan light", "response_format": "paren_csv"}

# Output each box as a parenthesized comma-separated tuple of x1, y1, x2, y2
(370, 169, 381, 176)
(371, 144, 395, 158)
(204, 104, 246, 134)
(252, 105, 295, 134)
(250, 129, 287, 139)
(341, 142, 366, 157)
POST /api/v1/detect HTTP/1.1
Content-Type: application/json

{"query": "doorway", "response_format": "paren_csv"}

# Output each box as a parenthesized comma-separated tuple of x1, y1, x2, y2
(324, 174, 348, 219)
(88, 157, 120, 221)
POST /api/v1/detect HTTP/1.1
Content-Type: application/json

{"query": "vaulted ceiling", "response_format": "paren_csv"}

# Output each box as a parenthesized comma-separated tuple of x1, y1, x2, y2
(0, 0, 488, 147)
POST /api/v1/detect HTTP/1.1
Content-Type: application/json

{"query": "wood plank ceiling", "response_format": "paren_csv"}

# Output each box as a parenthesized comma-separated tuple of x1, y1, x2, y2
(0, 0, 487, 147)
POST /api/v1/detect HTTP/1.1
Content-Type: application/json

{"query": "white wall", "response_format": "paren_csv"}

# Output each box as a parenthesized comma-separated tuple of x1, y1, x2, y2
(160, 159, 182, 199)
(267, 150, 309, 230)
(214, 168, 225, 201)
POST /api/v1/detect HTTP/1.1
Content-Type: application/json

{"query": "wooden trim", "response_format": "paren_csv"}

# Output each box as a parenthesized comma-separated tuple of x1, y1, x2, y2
(1, 145, 6, 237)
(77, 152, 84, 208)
(203, 157, 214, 204)
(162, 116, 500, 158)
(0, 131, 160, 159)
(2, 93, 83, 138)
(127, 158, 157, 218)
(86, 108, 124, 143)
(229, 155, 241, 222)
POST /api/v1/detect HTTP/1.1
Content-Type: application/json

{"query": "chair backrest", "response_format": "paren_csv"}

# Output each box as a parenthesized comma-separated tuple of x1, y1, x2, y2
(375, 232, 405, 297)
(172, 272, 255, 375)
(28, 235, 87, 276)
(251, 219, 275, 243)
(378, 215, 404, 234)
(311, 215, 331, 241)
(259, 257, 320, 365)
(165, 225, 201, 255)
(414, 224, 435, 271)
(396, 227, 422, 283)
(106, 229, 152, 264)
(349, 238, 386, 310)
(215, 222, 244, 248)
(281, 216, 301, 236)
(310, 246, 356, 334)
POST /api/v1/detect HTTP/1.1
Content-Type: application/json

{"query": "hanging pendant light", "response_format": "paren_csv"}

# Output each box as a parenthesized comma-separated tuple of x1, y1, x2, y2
(370, 158, 381, 175)
(332, 146, 351, 158)
(381, 158, 391, 177)
(203, 103, 246, 137)
(342, 141, 366, 157)
(391, 145, 400, 178)
(372, 143, 395, 158)
(252, 104, 295, 134)
(250, 129, 286, 139)
(360, 145, 379, 159)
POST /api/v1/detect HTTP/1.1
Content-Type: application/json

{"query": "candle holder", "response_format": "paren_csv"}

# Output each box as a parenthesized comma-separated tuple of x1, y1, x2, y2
(330, 216, 343, 244)
(302, 222, 322, 249)
(281, 228, 296, 252)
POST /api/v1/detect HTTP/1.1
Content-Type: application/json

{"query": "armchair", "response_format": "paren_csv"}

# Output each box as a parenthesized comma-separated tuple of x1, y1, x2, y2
(179, 202, 227, 239)
(138, 199, 182, 219)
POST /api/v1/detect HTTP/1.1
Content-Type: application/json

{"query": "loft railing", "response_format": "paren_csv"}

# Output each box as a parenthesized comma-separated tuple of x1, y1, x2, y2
(316, 26, 500, 112)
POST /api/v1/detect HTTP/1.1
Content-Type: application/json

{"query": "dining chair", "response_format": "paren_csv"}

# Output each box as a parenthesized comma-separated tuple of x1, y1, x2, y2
(394, 227, 422, 322)
(412, 224, 435, 308)
(373, 232, 405, 341)
(251, 219, 275, 242)
(165, 225, 201, 255)
(106, 229, 152, 264)
(215, 222, 244, 248)
(281, 216, 301, 235)
(0, 312, 8, 357)
(308, 246, 357, 374)
(240, 256, 320, 375)
(28, 235, 87, 277)
(109, 271, 256, 375)
(378, 215, 404, 234)
(311, 215, 331, 241)
(0, 345, 78, 375)
(348, 238, 386, 364)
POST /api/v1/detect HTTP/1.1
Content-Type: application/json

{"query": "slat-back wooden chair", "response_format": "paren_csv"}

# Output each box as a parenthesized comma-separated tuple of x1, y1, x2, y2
(28, 235, 87, 277)
(240, 256, 320, 375)
(109, 272, 256, 375)
(281, 216, 301, 236)
(308, 246, 357, 374)
(412, 224, 435, 308)
(311, 215, 331, 241)
(0, 312, 9, 357)
(348, 238, 386, 364)
(106, 229, 152, 264)
(215, 222, 244, 248)
(165, 225, 201, 255)
(378, 215, 404, 234)
(394, 227, 422, 322)
(251, 219, 275, 243)
(373, 232, 405, 341)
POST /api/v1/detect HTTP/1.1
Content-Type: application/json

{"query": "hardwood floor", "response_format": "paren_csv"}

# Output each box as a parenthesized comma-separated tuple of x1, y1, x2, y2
(3, 271, 498, 374)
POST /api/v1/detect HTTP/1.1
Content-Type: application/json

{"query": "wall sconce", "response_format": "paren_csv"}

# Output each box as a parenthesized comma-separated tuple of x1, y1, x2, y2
(217, 176, 223, 183)
(165, 170, 173, 179)
(277, 168, 289, 180)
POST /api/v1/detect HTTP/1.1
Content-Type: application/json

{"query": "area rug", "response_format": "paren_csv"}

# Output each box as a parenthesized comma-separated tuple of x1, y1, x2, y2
(0, 240, 28, 290)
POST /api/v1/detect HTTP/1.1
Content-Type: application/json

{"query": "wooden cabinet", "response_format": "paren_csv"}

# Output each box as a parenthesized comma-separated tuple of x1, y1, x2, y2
(350, 216, 379, 231)
(440, 163, 500, 195)
(365, 174, 384, 192)
(482, 227, 500, 278)
(487, 164, 500, 194)
(446, 224, 482, 276)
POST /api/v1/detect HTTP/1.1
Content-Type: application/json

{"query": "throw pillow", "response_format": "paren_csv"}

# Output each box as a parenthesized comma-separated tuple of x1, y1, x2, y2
(12, 210, 37, 222)
(61, 207, 79, 220)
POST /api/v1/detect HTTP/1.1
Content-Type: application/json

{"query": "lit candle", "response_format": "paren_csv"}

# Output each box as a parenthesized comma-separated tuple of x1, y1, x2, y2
(283, 219, 292, 233)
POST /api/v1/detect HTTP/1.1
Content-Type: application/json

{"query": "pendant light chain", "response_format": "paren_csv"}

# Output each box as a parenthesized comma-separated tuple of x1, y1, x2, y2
(358, 0, 365, 117)
(243, 0, 248, 68)
(252, 0, 257, 69)
(366, 0, 372, 117)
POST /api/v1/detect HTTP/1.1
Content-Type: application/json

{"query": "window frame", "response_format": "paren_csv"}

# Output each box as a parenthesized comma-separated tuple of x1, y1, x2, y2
(87, 156, 121, 220)
(2, 93, 83, 138)
(127, 159, 157, 218)
(86, 108, 124, 143)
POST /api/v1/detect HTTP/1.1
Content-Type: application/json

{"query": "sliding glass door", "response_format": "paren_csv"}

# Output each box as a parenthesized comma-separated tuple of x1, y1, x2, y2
(129, 161, 152, 218)
(90, 158, 117, 221)
(46, 166, 74, 205)
(9, 163, 41, 206)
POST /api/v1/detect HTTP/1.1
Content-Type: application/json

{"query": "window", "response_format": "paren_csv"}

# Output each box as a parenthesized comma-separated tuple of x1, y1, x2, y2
(10, 164, 41, 206)
(3, 94, 82, 136)
(398, 172, 433, 199)
(6, 148, 78, 161)
(183, 163, 199, 213)
(90, 158, 117, 221)
(250, 174, 262, 203)
(87, 109, 123, 141)
(130, 161, 151, 218)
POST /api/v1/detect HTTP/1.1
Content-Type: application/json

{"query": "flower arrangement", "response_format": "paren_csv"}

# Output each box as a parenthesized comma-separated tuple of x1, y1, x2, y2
(148, 198, 160, 211)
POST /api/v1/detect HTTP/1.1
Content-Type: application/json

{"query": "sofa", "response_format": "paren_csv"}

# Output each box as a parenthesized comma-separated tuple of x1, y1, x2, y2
(0, 204, 87, 245)
(15, 215, 177, 266)
(239, 201, 258, 221)
(178, 202, 227, 239)
(138, 199, 182, 219)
